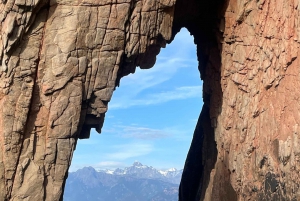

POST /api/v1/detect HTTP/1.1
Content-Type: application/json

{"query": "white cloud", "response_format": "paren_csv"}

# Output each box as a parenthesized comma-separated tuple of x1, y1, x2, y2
(69, 29, 199, 172)
(109, 85, 202, 109)
(102, 124, 192, 142)
(118, 57, 196, 95)
(109, 28, 199, 110)
(105, 143, 153, 160)
(119, 28, 197, 91)
(121, 126, 169, 140)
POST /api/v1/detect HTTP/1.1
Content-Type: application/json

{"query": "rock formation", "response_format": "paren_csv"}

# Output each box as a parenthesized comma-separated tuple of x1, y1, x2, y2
(1, 0, 300, 200)
(0, 0, 175, 200)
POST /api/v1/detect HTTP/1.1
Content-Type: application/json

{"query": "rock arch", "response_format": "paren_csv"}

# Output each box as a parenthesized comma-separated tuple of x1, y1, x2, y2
(1, 0, 300, 200)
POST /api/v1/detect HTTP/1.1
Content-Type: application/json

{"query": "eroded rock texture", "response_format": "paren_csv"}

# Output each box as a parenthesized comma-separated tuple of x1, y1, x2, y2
(0, 0, 175, 200)
(179, 0, 300, 201)
(1, 0, 300, 200)
(205, 0, 300, 200)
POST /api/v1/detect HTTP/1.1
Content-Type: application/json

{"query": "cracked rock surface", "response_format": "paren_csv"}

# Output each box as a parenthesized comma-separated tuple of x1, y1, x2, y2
(179, 0, 300, 201)
(206, 1, 300, 200)
(1, 0, 300, 200)
(0, 0, 175, 200)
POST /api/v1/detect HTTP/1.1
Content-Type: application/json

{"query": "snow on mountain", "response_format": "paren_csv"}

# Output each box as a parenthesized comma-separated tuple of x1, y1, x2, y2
(65, 163, 180, 201)
(96, 161, 183, 184)
(159, 168, 177, 175)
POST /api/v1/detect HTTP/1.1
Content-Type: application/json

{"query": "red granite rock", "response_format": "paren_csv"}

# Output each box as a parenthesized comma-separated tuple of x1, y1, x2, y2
(1, 0, 300, 200)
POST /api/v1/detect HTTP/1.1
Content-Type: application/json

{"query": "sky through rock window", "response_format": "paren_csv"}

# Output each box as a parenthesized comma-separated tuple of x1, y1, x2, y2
(70, 28, 203, 172)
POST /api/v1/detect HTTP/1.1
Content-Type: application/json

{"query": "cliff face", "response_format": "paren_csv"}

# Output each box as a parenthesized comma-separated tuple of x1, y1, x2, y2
(1, 0, 300, 200)
(179, 1, 300, 200)
(0, 0, 175, 200)
(196, 0, 300, 200)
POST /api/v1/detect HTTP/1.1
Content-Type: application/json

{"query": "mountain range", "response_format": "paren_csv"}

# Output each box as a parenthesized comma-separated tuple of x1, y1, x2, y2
(63, 162, 183, 201)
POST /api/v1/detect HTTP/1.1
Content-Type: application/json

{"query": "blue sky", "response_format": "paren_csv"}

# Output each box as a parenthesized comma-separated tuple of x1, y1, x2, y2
(69, 28, 203, 171)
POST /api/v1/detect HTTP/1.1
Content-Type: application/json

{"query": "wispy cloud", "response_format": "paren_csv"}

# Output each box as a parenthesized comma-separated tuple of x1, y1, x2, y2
(109, 28, 199, 110)
(109, 85, 202, 109)
(117, 57, 196, 95)
(69, 29, 199, 172)
(121, 126, 169, 140)
(118, 28, 197, 91)
(102, 124, 192, 142)
(105, 143, 153, 160)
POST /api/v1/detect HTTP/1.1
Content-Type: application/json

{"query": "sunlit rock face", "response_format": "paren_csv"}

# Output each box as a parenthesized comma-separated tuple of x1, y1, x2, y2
(185, 1, 300, 201)
(1, 0, 300, 200)
(0, 0, 175, 200)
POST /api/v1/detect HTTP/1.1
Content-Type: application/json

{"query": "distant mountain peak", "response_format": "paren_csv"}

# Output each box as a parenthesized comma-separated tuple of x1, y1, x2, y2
(132, 161, 143, 167)
(65, 163, 180, 201)
(78, 166, 97, 174)
(79, 162, 183, 185)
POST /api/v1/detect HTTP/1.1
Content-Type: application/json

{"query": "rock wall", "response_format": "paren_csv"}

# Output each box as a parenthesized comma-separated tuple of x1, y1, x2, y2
(1, 0, 300, 200)
(0, 0, 175, 200)
(203, 0, 300, 200)
(179, 0, 300, 201)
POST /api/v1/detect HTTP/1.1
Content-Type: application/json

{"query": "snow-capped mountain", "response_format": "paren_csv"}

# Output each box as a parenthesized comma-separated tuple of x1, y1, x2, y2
(97, 161, 183, 184)
(63, 162, 183, 201)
